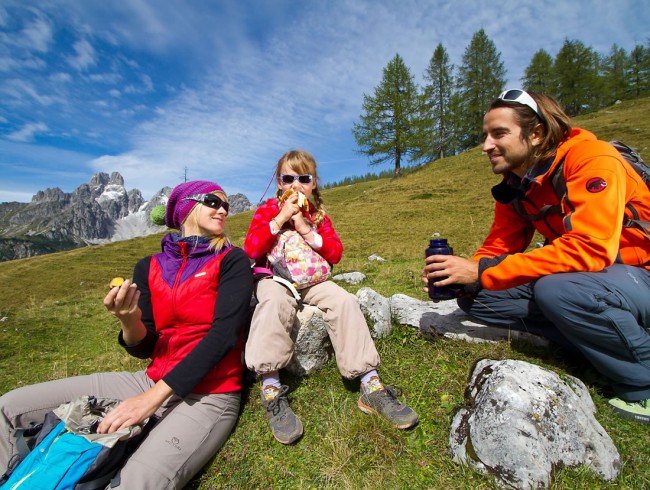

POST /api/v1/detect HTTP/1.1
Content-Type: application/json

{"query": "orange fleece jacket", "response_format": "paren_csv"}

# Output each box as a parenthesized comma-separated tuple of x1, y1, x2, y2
(476, 128, 650, 291)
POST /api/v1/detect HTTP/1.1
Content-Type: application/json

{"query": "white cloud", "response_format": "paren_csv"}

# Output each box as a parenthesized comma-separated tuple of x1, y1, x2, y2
(6, 122, 48, 142)
(20, 16, 53, 52)
(66, 38, 97, 70)
(49, 72, 72, 82)
(1, 78, 63, 106)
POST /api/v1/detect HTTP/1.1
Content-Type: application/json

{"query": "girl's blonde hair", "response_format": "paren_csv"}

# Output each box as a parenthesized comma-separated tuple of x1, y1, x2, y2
(183, 190, 232, 253)
(274, 149, 326, 227)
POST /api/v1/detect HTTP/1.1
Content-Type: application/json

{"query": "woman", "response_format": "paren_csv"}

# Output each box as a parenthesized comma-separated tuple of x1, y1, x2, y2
(0, 180, 253, 488)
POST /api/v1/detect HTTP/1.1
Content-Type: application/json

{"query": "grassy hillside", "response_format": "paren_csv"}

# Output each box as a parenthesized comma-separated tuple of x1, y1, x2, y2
(1, 98, 649, 489)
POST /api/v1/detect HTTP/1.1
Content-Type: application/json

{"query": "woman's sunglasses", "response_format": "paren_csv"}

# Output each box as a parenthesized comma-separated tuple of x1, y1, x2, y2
(183, 193, 229, 213)
(279, 174, 313, 185)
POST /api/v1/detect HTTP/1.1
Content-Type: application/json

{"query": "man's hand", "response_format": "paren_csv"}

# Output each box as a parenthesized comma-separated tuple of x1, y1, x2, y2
(422, 254, 479, 292)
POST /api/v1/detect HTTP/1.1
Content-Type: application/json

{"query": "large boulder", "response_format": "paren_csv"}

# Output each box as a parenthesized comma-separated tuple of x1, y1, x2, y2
(285, 304, 333, 376)
(449, 359, 620, 489)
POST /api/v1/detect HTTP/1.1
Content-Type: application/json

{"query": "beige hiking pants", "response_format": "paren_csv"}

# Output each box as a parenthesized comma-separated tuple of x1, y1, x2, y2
(245, 278, 380, 378)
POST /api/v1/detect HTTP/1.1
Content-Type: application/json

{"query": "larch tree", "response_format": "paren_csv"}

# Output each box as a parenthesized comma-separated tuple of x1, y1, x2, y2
(352, 53, 420, 178)
(455, 29, 506, 150)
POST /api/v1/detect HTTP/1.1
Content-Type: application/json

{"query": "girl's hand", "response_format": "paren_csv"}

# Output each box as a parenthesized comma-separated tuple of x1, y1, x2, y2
(291, 213, 311, 235)
(275, 193, 301, 226)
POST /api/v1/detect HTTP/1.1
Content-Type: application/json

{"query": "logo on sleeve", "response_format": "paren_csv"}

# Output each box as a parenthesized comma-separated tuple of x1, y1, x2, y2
(586, 177, 607, 193)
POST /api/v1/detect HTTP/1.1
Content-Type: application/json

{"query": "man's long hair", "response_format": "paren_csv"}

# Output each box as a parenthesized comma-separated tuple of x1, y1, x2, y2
(489, 92, 573, 164)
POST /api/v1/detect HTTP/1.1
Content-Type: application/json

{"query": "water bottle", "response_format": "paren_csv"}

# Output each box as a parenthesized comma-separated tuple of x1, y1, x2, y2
(425, 238, 456, 301)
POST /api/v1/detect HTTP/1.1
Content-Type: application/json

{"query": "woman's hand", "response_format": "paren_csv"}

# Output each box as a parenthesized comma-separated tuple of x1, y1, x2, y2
(103, 279, 146, 345)
(97, 381, 173, 434)
(104, 279, 141, 323)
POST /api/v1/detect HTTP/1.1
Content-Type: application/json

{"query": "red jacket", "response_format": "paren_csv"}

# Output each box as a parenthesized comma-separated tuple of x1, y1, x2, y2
(145, 241, 245, 394)
(476, 128, 650, 290)
(244, 198, 343, 265)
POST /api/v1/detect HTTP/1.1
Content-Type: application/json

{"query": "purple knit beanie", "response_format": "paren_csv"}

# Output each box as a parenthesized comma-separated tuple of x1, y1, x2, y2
(165, 180, 224, 229)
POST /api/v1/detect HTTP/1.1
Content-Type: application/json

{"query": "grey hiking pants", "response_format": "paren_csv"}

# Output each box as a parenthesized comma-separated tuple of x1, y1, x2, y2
(458, 264, 650, 401)
(0, 370, 240, 489)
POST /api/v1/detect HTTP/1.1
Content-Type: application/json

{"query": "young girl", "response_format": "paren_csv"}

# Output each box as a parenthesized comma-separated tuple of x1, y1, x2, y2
(0, 180, 253, 488)
(244, 150, 418, 444)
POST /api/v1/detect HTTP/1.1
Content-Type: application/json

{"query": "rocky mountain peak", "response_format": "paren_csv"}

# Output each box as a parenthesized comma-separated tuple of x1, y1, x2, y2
(0, 174, 254, 262)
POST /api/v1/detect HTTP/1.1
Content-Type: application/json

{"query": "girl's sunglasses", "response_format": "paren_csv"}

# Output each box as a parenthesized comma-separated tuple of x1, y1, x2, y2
(183, 193, 229, 213)
(279, 174, 313, 185)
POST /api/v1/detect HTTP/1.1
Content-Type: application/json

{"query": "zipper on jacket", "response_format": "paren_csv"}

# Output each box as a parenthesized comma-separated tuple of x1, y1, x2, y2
(171, 241, 189, 316)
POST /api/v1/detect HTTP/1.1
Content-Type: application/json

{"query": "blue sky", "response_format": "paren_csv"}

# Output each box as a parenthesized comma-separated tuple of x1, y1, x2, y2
(1, 0, 648, 204)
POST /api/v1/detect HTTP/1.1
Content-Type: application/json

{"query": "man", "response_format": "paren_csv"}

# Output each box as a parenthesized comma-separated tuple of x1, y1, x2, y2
(423, 89, 650, 424)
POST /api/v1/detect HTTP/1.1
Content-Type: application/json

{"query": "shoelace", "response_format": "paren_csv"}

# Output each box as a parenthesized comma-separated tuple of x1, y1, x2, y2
(374, 385, 405, 410)
(264, 385, 290, 417)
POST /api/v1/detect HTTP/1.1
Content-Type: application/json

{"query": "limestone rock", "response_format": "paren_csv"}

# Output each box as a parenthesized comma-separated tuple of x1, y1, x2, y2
(285, 304, 333, 376)
(390, 293, 548, 346)
(332, 272, 366, 285)
(450, 359, 620, 489)
(357, 287, 391, 338)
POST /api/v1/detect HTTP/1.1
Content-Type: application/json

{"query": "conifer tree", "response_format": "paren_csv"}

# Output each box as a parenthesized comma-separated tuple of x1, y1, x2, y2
(628, 42, 650, 98)
(352, 53, 420, 178)
(554, 39, 600, 115)
(417, 43, 456, 161)
(455, 29, 506, 150)
(522, 49, 555, 94)
(602, 44, 629, 103)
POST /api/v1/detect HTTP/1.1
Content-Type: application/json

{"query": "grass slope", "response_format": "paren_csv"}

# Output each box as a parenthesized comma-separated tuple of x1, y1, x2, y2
(1, 98, 649, 489)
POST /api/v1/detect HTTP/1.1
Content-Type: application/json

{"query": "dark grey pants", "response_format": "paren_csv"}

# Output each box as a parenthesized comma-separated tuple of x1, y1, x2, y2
(0, 371, 240, 489)
(458, 264, 650, 401)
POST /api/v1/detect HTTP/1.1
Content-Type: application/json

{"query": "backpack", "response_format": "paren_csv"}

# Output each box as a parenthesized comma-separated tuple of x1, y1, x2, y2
(267, 229, 332, 289)
(513, 140, 650, 239)
(0, 396, 154, 490)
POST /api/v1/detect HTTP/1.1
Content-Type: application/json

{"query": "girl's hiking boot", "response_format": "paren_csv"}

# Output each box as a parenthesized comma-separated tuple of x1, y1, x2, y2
(608, 397, 650, 424)
(261, 385, 303, 444)
(357, 377, 419, 429)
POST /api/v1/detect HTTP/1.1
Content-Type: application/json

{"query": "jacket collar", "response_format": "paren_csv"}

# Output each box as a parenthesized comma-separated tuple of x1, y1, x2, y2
(491, 127, 597, 204)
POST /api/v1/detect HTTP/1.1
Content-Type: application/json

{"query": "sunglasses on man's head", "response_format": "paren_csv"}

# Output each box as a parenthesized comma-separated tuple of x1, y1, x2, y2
(183, 193, 229, 213)
(498, 89, 543, 120)
(279, 174, 313, 185)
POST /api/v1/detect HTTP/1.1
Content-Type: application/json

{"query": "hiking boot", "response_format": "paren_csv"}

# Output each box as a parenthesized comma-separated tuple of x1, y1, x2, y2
(608, 397, 650, 424)
(261, 385, 304, 444)
(358, 378, 419, 429)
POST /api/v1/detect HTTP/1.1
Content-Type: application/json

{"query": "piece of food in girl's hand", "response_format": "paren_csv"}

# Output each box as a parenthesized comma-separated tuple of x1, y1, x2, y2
(280, 189, 308, 211)
(109, 277, 125, 289)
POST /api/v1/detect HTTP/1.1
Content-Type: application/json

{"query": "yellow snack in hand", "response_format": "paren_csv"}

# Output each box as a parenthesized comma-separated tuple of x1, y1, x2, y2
(109, 277, 125, 289)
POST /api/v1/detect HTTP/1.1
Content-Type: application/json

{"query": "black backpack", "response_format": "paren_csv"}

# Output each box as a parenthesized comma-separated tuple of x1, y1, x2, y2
(513, 140, 650, 239)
